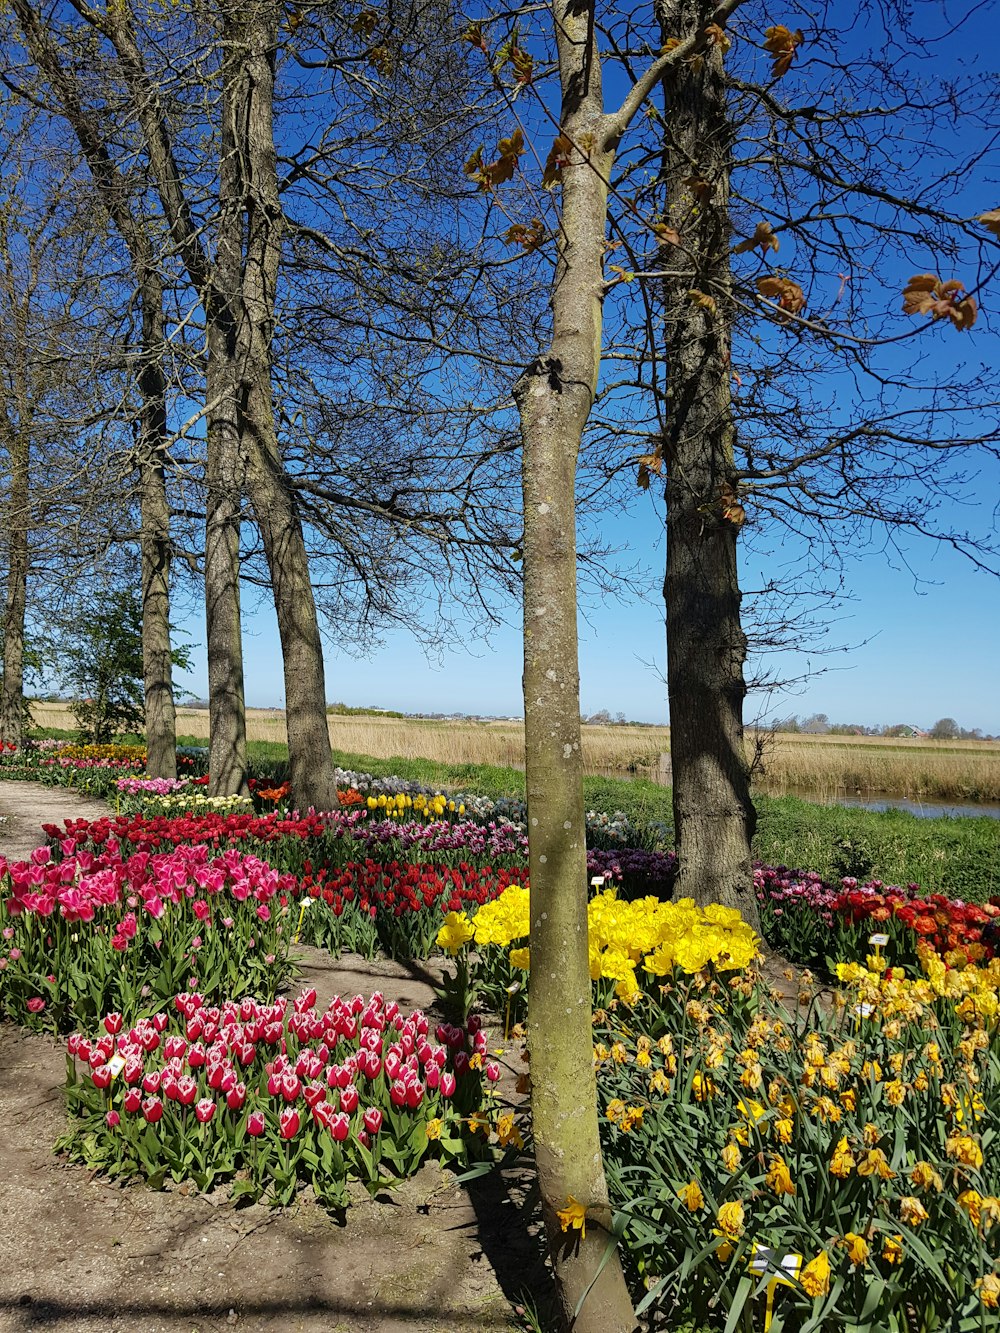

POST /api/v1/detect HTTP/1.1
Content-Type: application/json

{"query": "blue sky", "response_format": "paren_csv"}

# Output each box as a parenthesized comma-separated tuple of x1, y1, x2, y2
(173, 0, 1000, 738)
(174, 482, 1000, 735)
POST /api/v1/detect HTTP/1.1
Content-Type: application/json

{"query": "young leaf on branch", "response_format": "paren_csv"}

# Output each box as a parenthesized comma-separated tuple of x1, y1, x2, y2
(463, 129, 525, 191)
(978, 210, 1000, 237)
(503, 218, 545, 252)
(541, 134, 573, 191)
(734, 221, 779, 256)
(756, 274, 806, 320)
(901, 274, 977, 331)
(763, 25, 804, 79)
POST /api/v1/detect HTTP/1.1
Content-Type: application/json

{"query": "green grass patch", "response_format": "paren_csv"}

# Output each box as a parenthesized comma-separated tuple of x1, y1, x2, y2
(753, 794, 1000, 902)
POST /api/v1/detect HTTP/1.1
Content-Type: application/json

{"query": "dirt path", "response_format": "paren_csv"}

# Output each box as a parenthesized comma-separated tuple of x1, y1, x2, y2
(0, 782, 543, 1333)
(0, 779, 113, 862)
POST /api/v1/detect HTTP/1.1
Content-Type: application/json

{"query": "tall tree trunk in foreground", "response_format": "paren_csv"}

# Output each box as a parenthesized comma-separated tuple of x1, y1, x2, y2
(515, 3, 635, 1328)
(232, 0, 338, 812)
(657, 0, 759, 927)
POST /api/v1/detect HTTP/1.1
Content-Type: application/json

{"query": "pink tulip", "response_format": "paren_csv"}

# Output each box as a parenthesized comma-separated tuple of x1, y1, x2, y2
(106, 1110, 120, 1128)
(26, 996, 45, 1014)
(485, 1062, 501, 1082)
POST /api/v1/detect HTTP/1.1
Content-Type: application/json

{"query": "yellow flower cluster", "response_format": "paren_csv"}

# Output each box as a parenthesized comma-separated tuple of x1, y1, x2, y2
(471, 885, 530, 947)
(468, 885, 758, 1000)
(835, 944, 1000, 1025)
(591, 894, 758, 997)
(365, 792, 462, 820)
(58, 743, 147, 762)
(436, 910, 476, 955)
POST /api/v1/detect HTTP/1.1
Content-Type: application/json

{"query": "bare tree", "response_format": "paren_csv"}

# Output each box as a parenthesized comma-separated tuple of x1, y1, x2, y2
(7, 1, 183, 775)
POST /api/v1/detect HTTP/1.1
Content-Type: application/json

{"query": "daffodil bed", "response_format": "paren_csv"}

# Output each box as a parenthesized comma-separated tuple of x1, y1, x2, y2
(439, 891, 1000, 1331)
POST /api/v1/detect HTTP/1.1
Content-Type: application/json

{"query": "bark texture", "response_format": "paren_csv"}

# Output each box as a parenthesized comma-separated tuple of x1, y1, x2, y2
(657, 0, 759, 927)
(516, 4, 635, 1328)
(0, 418, 29, 748)
(138, 290, 177, 780)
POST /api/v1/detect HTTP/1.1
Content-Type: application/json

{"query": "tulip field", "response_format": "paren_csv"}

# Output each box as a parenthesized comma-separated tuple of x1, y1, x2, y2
(3, 740, 1000, 1331)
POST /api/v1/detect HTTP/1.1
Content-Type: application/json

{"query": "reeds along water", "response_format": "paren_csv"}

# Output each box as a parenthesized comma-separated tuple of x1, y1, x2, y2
(27, 704, 1000, 802)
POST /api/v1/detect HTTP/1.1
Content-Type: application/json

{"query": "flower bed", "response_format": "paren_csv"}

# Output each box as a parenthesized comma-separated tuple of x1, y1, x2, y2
(294, 859, 528, 961)
(588, 952, 1000, 1331)
(59, 988, 499, 1209)
(757, 863, 1000, 975)
(0, 842, 296, 1029)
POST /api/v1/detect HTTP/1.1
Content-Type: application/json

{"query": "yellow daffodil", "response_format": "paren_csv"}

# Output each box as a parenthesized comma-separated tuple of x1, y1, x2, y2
(978, 1273, 1000, 1310)
(910, 1161, 943, 1192)
(881, 1234, 903, 1265)
(958, 1189, 984, 1226)
(843, 1232, 870, 1266)
(800, 1251, 831, 1297)
(830, 1137, 855, 1178)
(898, 1196, 929, 1227)
(716, 1200, 746, 1239)
(678, 1180, 705, 1212)
(946, 1134, 984, 1169)
(766, 1154, 796, 1196)
(556, 1196, 587, 1240)
(858, 1148, 894, 1180)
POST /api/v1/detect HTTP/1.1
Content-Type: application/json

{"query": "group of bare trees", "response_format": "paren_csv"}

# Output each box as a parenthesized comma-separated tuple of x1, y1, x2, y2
(0, 0, 527, 804)
(1, 0, 999, 1327)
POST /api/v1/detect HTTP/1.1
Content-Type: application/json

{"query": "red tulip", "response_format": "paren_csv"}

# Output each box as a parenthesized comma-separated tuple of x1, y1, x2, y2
(362, 1107, 383, 1135)
(142, 1096, 164, 1124)
(226, 1083, 247, 1112)
(123, 1088, 142, 1113)
(246, 1110, 266, 1137)
(195, 1098, 216, 1124)
(279, 1107, 300, 1139)
(176, 1076, 198, 1106)
(330, 1112, 350, 1142)
(104, 1013, 123, 1035)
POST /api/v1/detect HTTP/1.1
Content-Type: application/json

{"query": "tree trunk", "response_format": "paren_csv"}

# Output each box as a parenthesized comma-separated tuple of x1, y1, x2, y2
(233, 0, 339, 813)
(515, 5, 635, 1328)
(657, 0, 759, 928)
(1, 426, 29, 747)
(138, 288, 177, 779)
(205, 20, 249, 799)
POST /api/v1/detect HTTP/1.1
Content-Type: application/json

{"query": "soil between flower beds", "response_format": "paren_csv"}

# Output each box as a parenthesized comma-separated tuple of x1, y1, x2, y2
(0, 958, 538, 1333)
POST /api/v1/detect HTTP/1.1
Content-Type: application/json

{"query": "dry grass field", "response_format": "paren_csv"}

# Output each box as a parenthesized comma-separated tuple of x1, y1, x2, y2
(29, 703, 1000, 801)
